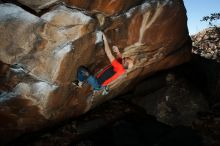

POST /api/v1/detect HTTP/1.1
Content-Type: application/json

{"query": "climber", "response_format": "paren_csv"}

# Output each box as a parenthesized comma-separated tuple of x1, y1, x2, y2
(72, 32, 134, 93)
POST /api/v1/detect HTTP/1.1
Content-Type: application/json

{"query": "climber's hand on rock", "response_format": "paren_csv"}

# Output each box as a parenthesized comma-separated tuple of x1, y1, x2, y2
(112, 45, 119, 53)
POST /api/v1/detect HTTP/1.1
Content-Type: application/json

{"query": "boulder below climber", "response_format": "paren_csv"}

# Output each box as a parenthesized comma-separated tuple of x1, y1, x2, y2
(131, 72, 209, 127)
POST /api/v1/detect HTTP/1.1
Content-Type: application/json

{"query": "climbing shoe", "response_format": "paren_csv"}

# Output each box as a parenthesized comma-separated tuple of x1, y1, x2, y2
(72, 80, 83, 88)
(102, 86, 109, 95)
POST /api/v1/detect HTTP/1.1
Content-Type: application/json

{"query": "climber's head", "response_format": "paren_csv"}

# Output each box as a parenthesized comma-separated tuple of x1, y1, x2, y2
(122, 57, 134, 69)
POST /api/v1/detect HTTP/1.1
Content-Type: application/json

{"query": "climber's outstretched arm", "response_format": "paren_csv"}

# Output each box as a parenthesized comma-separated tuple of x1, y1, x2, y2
(102, 33, 115, 62)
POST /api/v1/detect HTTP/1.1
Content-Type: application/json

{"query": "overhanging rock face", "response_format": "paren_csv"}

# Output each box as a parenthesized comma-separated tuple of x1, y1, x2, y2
(0, 0, 191, 143)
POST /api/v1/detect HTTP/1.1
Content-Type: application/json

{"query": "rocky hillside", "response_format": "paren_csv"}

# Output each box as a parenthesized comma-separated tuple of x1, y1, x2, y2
(192, 27, 220, 62)
(0, 0, 191, 143)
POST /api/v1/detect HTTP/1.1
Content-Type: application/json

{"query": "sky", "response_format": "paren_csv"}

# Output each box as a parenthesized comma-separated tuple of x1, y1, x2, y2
(183, 0, 220, 35)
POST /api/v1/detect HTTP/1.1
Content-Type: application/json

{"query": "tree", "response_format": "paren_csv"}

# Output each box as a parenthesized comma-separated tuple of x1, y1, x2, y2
(201, 13, 220, 27)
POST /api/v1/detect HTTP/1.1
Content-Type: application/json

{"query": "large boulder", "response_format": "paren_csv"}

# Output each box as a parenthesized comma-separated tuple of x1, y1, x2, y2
(0, 0, 191, 143)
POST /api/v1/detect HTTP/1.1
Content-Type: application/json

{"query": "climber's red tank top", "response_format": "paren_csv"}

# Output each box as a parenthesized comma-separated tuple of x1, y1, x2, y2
(96, 58, 125, 86)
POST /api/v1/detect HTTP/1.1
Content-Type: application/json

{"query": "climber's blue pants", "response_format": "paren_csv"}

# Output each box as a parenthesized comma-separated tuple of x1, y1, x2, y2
(77, 66, 102, 90)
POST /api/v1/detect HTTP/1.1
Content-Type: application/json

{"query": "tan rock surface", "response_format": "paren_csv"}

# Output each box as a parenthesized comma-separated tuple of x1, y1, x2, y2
(65, 0, 143, 16)
(17, 0, 60, 12)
